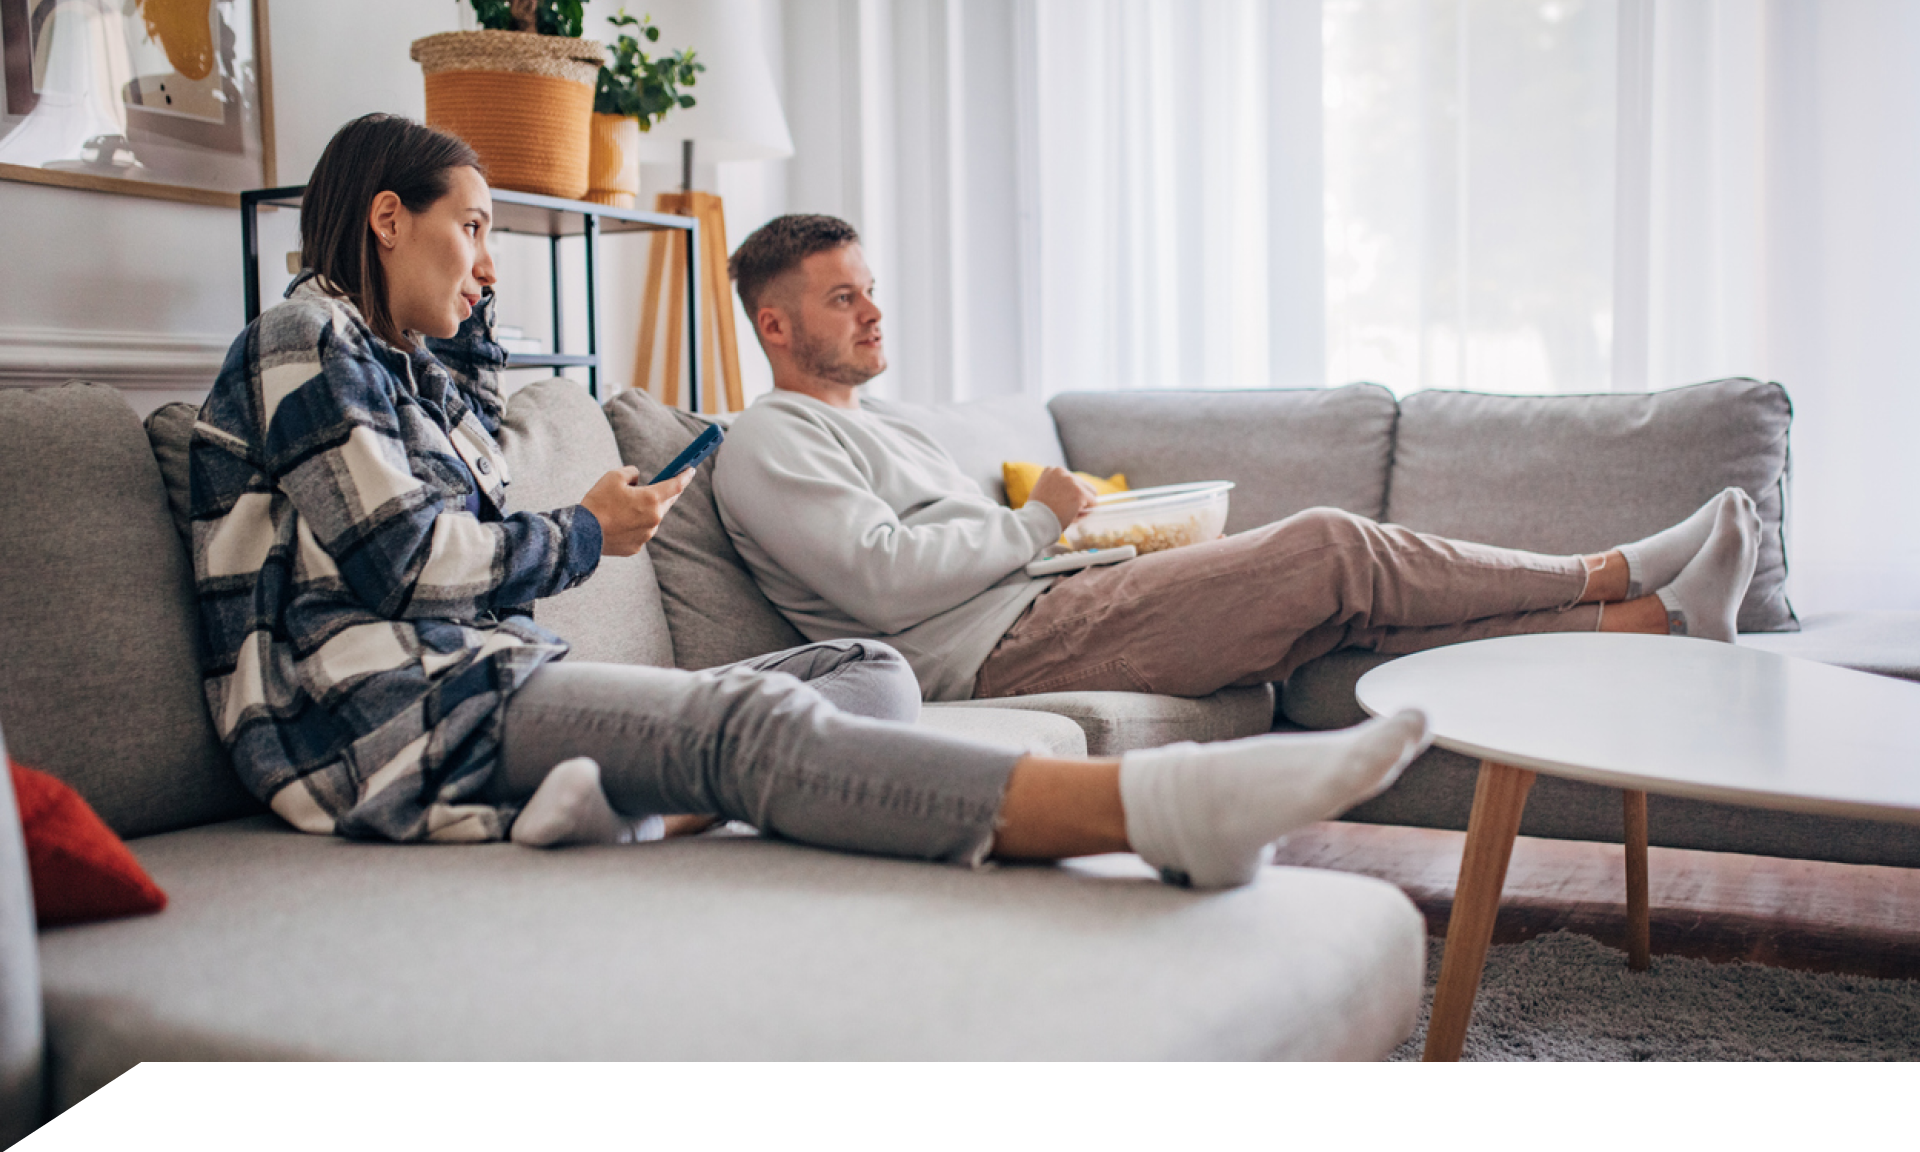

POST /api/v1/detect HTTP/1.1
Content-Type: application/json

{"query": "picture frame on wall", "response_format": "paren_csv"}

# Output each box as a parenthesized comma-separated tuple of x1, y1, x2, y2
(0, 0, 274, 208)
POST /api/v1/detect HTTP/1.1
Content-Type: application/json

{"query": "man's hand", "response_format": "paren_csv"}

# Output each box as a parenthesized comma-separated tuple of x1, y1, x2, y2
(1029, 466, 1100, 530)
(580, 467, 692, 557)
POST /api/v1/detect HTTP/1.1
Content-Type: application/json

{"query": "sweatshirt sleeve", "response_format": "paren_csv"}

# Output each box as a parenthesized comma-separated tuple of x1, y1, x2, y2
(714, 406, 1060, 635)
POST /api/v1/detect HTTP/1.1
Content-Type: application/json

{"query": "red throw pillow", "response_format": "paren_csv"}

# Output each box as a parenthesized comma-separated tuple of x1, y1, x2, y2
(9, 761, 167, 927)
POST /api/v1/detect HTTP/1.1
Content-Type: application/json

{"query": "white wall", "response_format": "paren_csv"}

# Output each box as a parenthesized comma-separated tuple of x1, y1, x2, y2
(0, 0, 789, 415)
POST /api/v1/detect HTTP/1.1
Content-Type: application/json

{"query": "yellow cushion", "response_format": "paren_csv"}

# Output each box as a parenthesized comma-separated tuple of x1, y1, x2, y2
(1002, 461, 1128, 509)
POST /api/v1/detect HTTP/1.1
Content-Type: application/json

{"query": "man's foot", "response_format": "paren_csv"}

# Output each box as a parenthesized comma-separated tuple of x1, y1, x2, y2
(1617, 488, 1749, 600)
(510, 757, 662, 848)
(1654, 492, 1759, 643)
(1118, 710, 1433, 890)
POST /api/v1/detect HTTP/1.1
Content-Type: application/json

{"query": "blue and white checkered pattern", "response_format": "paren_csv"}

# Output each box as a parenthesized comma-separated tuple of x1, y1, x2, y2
(190, 275, 602, 842)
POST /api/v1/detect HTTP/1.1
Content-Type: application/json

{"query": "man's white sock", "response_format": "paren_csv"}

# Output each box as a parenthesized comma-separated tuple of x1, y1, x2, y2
(1617, 487, 1747, 600)
(510, 757, 662, 848)
(1655, 492, 1759, 643)
(1118, 711, 1432, 890)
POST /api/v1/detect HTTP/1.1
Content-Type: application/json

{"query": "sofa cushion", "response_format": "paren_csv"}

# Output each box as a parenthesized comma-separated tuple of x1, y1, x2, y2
(38, 817, 1423, 1101)
(143, 402, 196, 543)
(603, 391, 809, 670)
(1048, 385, 1400, 531)
(1384, 378, 1796, 632)
(936, 685, 1275, 756)
(919, 703, 1089, 757)
(0, 384, 257, 838)
(1280, 651, 1396, 731)
(1737, 611, 1920, 682)
(493, 378, 675, 667)
(1277, 610, 1920, 733)
(876, 395, 1071, 505)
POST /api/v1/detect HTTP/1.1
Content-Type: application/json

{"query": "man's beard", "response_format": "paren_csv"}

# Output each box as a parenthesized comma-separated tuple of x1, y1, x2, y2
(791, 321, 882, 386)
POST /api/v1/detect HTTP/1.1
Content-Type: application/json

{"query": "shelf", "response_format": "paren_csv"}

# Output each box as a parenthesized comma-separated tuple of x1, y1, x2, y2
(240, 185, 704, 406)
(240, 186, 694, 238)
(503, 353, 597, 369)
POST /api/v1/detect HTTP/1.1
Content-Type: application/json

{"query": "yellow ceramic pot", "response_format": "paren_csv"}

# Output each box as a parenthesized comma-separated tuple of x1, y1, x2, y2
(586, 113, 642, 208)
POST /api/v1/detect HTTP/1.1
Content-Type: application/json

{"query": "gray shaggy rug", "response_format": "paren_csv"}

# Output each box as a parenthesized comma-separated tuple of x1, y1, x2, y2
(1390, 931, 1920, 1061)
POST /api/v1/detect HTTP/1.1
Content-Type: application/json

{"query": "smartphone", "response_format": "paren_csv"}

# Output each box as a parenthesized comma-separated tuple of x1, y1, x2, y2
(648, 424, 724, 485)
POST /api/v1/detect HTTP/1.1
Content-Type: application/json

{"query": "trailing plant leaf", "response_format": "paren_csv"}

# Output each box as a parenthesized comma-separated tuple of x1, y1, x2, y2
(594, 9, 703, 128)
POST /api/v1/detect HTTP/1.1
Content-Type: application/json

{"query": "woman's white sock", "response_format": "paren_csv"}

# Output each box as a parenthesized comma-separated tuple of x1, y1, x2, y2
(510, 757, 662, 848)
(1119, 710, 1432, 890)
(1654, 492, 1759, 643)
(1617, 487, 1747, 600)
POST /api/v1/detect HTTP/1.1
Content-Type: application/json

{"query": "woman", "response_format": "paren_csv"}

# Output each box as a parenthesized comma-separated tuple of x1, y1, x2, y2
(189, 113, 1432, 890)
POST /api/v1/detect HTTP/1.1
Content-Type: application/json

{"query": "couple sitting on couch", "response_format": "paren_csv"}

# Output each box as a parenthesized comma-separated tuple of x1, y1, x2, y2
(191, 113, 1760, 892)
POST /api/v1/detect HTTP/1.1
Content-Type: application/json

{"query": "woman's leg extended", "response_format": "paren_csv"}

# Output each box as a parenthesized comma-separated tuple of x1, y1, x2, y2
(493, 660, 1016, 865)
(495, 661, 1435, 887)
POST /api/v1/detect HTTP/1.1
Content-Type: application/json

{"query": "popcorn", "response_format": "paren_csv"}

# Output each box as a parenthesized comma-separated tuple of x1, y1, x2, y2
(1072, 514, 1212, 555)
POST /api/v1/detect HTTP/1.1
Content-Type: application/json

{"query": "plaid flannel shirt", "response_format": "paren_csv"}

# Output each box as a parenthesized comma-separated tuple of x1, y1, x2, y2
(190, 275, 602, 842)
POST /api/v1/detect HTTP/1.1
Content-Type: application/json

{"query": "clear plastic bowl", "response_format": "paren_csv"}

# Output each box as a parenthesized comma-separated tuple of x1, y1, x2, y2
(1062, 481, 1234, 555)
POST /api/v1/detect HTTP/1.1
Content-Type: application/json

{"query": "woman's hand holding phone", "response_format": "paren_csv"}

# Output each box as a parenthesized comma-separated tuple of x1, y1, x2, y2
(580, 466, 692, 557)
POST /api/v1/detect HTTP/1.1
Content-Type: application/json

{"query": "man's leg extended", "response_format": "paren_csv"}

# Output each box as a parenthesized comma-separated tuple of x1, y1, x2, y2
(971, 506, 1603, 700)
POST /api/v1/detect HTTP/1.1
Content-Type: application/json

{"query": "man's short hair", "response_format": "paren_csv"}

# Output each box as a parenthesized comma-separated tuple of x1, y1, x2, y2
(729, 214, 862, 316)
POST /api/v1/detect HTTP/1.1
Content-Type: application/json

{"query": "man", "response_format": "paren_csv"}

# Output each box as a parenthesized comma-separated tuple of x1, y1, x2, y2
(711, 214, 1760, 705)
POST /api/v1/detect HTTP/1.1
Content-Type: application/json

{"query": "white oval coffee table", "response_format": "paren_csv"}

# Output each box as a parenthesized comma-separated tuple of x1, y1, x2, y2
(1356, 632, 1920, 1061)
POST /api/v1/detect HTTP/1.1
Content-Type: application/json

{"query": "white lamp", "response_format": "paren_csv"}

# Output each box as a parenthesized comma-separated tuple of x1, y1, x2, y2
(623, 0, 792, 413)
(629, 0, 794, 180)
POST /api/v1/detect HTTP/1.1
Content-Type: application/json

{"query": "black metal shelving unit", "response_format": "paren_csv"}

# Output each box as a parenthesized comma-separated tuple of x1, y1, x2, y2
(240, 186, 702, 406)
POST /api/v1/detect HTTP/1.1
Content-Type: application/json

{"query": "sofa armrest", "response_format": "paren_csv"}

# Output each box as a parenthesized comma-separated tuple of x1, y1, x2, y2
(0, 724, 45, 1144)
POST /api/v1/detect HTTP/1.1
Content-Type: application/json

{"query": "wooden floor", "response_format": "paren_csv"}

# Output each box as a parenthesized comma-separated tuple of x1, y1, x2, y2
(1271, 822, 1920, 981)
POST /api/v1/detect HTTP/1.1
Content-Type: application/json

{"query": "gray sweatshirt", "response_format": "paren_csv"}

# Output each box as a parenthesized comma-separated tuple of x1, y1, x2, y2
(712, 390, 1062, 700)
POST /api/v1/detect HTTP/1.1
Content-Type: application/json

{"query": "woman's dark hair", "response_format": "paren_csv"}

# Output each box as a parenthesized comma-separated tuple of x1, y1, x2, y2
(300, 113, 483, 347)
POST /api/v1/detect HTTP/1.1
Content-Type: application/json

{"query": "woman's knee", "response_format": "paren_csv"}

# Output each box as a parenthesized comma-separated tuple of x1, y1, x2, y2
(827, 640, 922, 723)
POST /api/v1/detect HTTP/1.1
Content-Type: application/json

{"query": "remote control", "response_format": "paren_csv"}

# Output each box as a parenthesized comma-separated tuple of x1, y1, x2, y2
(1024, 545, 1137, 577)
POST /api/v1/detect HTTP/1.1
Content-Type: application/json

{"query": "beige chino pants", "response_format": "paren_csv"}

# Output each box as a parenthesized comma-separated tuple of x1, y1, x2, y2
(971, 506, 1599, 700)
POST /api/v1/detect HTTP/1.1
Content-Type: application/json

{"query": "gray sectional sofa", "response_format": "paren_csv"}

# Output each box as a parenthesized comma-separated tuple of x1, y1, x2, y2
(3, 370, 1915, 1132)
(0, 378, 1422, 1140)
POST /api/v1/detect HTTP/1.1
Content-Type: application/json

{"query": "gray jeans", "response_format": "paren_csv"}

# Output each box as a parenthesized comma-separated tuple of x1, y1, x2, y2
(489, 640, 1020, 865)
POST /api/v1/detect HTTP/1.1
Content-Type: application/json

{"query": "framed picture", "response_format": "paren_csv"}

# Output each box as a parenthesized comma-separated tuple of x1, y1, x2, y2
(0, 0, 274, 207)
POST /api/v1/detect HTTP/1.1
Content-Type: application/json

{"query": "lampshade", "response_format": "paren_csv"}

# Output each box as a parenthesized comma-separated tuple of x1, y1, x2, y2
(623, 0, 793, 164)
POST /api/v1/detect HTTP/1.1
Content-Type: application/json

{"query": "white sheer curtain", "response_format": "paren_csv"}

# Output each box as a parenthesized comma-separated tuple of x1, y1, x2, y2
(778, 0, 1920, 612)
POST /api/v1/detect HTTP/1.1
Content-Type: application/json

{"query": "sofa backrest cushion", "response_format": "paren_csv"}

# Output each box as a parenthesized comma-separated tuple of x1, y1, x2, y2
(1385, 378, 1796, 632)
(603, 390, 808, 670)
(493, 378, 675, 667)
(145, 400, 196, 541)
(0, 384, 258, 838)
(876, 395, 1070, 505)
(1048, 385, 1401, 532)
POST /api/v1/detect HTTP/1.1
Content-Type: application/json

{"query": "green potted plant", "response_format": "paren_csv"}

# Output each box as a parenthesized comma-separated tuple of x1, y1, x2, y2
(410, 0, 606, 199)
(586, 9, 703, 207)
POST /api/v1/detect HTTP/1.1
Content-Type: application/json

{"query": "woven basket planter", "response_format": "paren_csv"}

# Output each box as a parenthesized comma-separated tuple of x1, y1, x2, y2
(586, 113, 642, 207)
(411, 30, 606, 200)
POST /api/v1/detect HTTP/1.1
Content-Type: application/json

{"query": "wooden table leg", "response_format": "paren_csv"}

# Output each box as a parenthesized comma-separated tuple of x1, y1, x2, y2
(1423, 759, 1535, 1062)
(1622, 789, 1651, 971)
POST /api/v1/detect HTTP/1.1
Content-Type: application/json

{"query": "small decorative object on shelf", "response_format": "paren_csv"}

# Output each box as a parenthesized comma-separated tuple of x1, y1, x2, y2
(587, 9, 702, 208)
(410, 1, 604, 199)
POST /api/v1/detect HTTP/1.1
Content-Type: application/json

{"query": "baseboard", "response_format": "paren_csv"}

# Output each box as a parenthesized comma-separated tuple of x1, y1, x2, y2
(0, 326, 229, 389)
